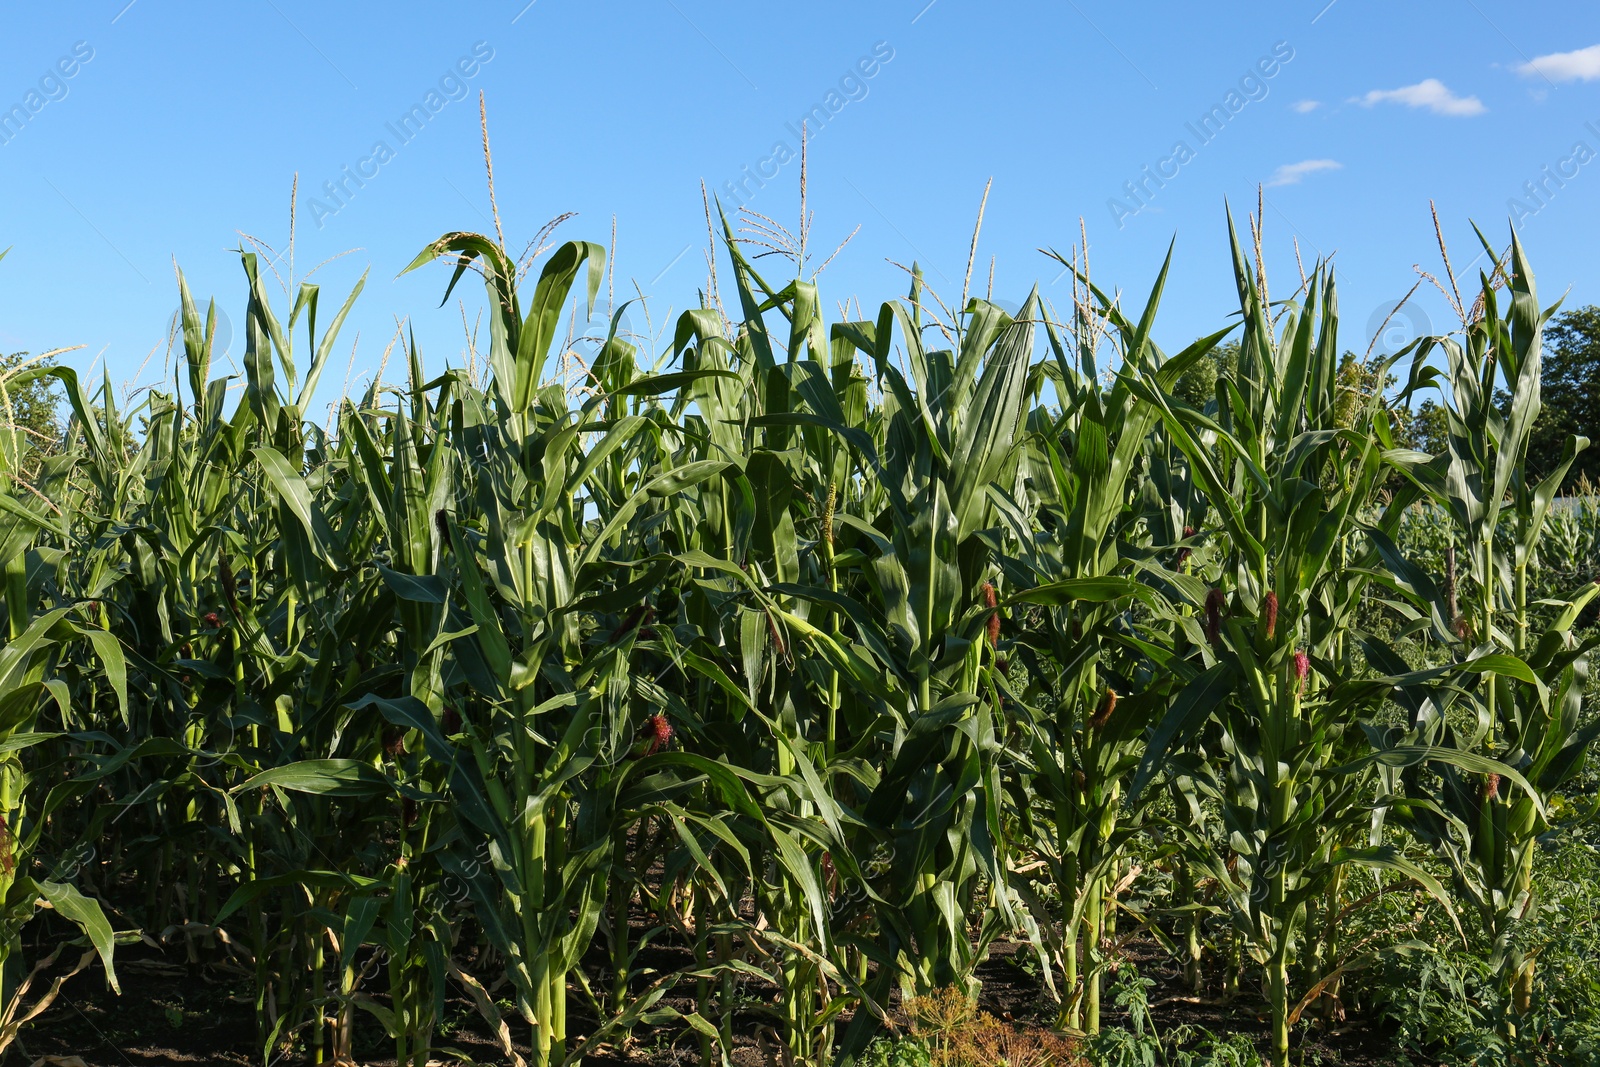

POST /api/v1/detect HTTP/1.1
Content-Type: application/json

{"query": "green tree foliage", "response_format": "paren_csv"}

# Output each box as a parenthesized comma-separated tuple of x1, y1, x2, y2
(1526, 305, 1600, 490)
(1409, 399, 1450, 456)
(0, 352, 61, 440)
(1173, 341, 1223, 406)
(0, 350, 63, 481)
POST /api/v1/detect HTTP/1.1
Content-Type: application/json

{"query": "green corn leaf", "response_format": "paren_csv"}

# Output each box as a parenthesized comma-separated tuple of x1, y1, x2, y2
(237, 759, 396, 797)
(38, 879, 119, 993)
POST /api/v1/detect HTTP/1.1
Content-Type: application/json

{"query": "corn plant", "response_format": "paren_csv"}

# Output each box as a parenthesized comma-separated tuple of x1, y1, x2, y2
(1127, 220, 1492, 1066)
(1387, 229, 1596, 1037)
(0, 430, 123, 1054)
(2, 191, 1596, 1067)
(999, 248, 1231, 1032)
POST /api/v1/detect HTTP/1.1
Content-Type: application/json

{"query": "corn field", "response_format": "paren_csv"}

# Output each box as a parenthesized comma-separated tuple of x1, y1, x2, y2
(0, 199, 1595, 1067)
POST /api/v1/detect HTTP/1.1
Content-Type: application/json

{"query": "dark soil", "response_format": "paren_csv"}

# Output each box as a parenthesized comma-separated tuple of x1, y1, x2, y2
(19, 924, 1412, 1066)
(974, 939, 1406, 1067)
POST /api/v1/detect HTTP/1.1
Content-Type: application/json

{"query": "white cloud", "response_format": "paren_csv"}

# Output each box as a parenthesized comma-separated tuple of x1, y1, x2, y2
(1292, 100, 1321, 113)
(1265, 159, 1343, 187)
(1354, 78, 1485, 116)
(1518, 44, 1600, 83)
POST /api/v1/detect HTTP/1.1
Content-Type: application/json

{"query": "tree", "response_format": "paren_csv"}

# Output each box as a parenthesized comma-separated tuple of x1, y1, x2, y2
(1174, 339, 1234, 408)
(1525, 305, 1600, 490)
(0, 351, 63, 481)
(1409, 399, 1449, 456)
(1173, 345, 1218, 407)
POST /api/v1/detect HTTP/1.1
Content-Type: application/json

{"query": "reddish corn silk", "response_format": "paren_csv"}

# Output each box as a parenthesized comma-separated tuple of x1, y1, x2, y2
(983, 583, 1000, 647)
(1089, 687, 1119, 731)
(645, 712, 673, 755)
(1204, 588, 1226, 644)
(1293, 650, 1310, 696)
(442, 705, 462, 735)
(382, 727, 407, 757)
(1483, 772, 1502, 801)
(203, 611, 221, 629)
(1176, 525, 1196, 566)
(1262, 591, 1279, 641)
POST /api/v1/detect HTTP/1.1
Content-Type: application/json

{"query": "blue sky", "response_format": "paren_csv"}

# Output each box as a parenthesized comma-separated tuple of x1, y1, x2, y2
(2, 0, 1598, 410)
